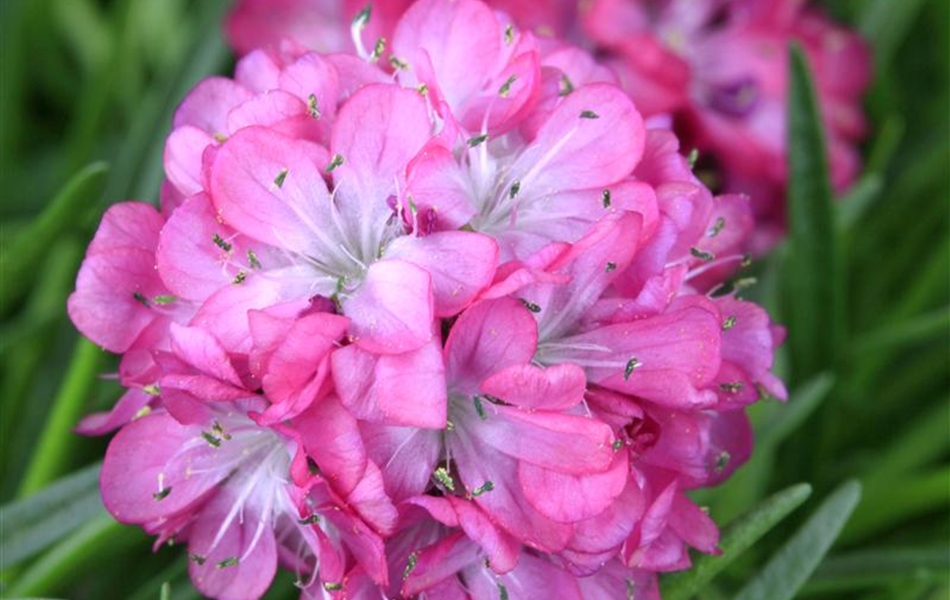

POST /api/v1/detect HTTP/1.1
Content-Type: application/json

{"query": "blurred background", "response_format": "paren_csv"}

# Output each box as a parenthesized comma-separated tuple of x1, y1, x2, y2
(0, 0, 947, 598)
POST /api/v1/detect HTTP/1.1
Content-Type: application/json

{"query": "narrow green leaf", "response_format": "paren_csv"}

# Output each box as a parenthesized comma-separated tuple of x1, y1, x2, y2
(843, 467, 949, 543)
(864, 114, 904, 175)
(732, 480, 862, 600)
(851, 308, 950, 356)
(756, 374, 835, 451)
(661, 483, 813, 600)
(0, 162, 108, 315)
(0, 463, 104, 570)
(865, 400, 950, 482)
(806, 544, 949, 593)
(781, 45, 841, 381)
(17, 339, 105, 496)
(860, 0, 929, 72)
(6, 514, 146, 598)
(836, 173, 882, 231)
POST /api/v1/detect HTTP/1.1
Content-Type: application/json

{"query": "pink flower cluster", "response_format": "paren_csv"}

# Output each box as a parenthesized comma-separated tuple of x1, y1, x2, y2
(70, 1, 787, 598)
(228, 0, 870, 251)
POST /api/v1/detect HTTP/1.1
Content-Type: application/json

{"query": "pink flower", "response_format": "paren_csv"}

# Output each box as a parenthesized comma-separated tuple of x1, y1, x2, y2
(69, 1, 791, 598)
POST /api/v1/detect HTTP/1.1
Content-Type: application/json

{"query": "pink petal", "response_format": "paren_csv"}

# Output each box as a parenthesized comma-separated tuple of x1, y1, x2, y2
(402, 533, 480, 597)
(469, 553, 584, 600)
(392, 0, 502, 119)
(164, 126, 214, 197)
(189, 266, 314, 354)
(509, 83, 644, 194)
(248, 310, 348, 423)
(100, 413, 225, 524)
(333, 338, 447, 429)
(168, 323, 242, 387)
(480, 363, 586, 412)
(519, 448, 628, 522)
(173, 76, 252, 134)
(385, 231, 498, 317)
(345, 259, 434, 354)
(187, 489, 278, 600)
(570, 296, 723, 408)
(330, 84, 432, 222)
(360, 423, 442, 503)
(209, 126, 332, 254)
(443, 297, 538, 394)
(75, 388, 153, 436)
(294, 395, 368, 498)
(447, 496, 520, 573)
(404, 142, 478, 231)
(473, 407, 615, 474)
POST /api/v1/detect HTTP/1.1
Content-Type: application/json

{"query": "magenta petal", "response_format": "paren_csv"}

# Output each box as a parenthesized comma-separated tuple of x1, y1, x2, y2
(402, 532, 481, 597)
(249, 310, 348, 422)
(404, 143, 478, 230)
(668, 492, 720, 554)
(333, 338, 447, 429)
(100, 413, 224, 524)
(345, 259, 434, 354)
(75, 388, 153, 436)
(575, 297, 723, 408)
(480, 363, 586, 412)
(476, 407, 615, 474)
(68, 202, 169, 353)
(385, 231, 498, 317)
(169, 323, 243, 387)
(519, 448, 628, 523)
(453, 437, 573, 552)
(511, 83, 644, 192)
(392, 0, 502, 116)
(164, 126, 214, 197)
(444, 297, 538, 393)
(446, 496, 520, 573)
(209, 126, 331, 253)
(294, 395, 367, 498)
(360, 423, 442, 503)
(68, 248, 165, 353)
(341, 460, 399, 536)
(565, 478, 645, 571)
(470, 553, 584, 600)
(187, 489, 278, 600)
(190, 266, 314, 354)
(330, 84, 432, 210)
(173, 76, 252, 134)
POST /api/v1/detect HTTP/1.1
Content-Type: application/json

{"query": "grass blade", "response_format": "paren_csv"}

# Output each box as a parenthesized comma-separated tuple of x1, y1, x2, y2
(732, 481, 862, 600)
(0, 463, 104, 569)
(781, 45, 841, 381)
(0, 162, 108, 316)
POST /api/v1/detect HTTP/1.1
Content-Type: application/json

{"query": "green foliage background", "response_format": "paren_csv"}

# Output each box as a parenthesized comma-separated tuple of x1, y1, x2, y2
(0, 0, 947, 598)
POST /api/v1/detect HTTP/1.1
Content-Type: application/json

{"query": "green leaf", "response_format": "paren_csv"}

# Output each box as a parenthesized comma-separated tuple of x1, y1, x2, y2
(6, 514, 145, 598)
(17, 339, 106, 496)
(756, 373, 835, 451)
(865, 400, 950, 483)
(851, 308, 950, 356)
(836, 173, 882, 231)
(0, 463, 104, 570)
(806, 544, 949, 593)
(0, 162, 108, 315)
(843, 467, 949, 544)
(732, 480, 862, 600)
(860, 0, 929, 72)
(781, 45, 841, 382)
(660, 483, 813, 600)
